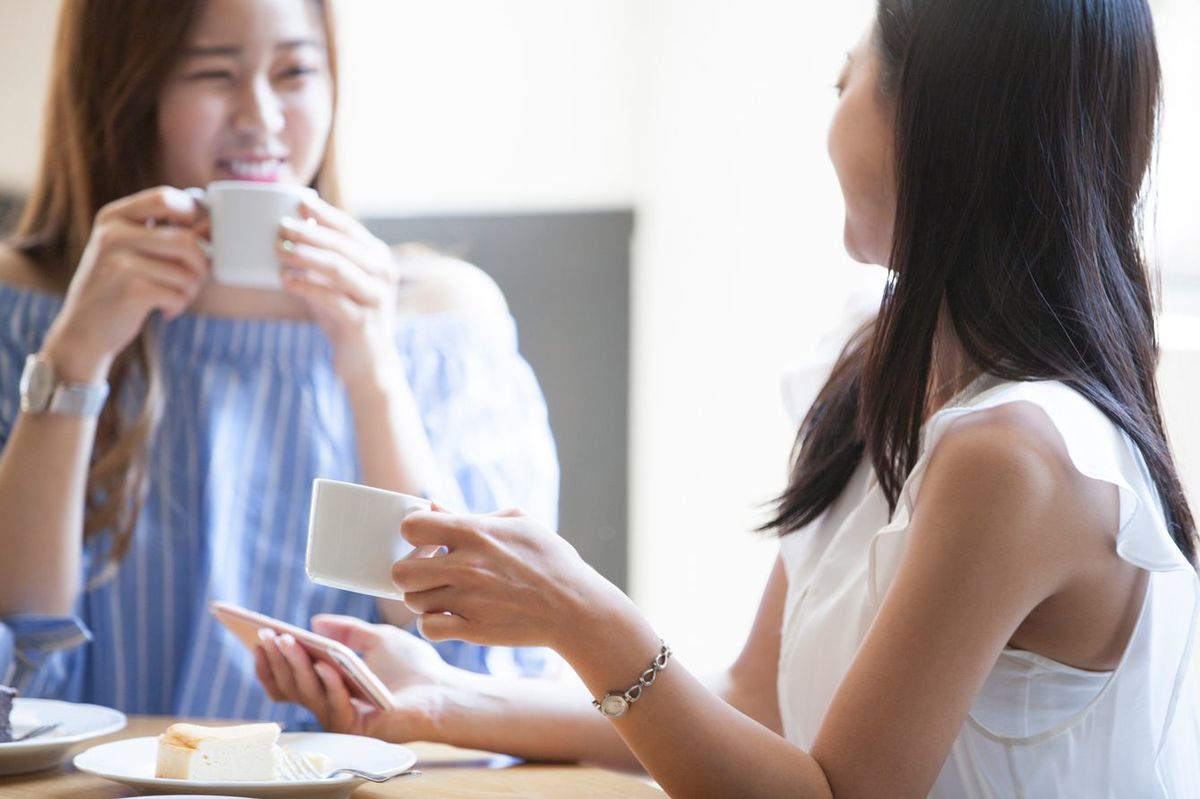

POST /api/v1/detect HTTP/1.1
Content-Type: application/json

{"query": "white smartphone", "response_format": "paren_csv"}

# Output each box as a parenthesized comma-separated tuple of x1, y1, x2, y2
(210, 600, 396, 712)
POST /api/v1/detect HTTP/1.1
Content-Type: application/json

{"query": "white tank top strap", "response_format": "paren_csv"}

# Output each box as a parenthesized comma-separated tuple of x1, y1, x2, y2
(869, 378, 1193, 607)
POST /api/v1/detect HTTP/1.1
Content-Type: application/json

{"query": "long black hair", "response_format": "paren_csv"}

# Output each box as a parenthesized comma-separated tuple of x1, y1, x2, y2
(766, 0, 1196, 564)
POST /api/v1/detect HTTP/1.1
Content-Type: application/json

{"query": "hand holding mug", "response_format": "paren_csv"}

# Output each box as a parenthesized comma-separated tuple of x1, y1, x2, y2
(275, 195, 404, 387)
(44, 186, 210, 381)
(392, 509, 625, 656)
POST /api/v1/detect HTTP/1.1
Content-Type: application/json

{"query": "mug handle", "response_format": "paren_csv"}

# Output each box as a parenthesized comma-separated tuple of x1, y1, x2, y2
(183, 185, 209, 211)
(183, 187, 214, 258)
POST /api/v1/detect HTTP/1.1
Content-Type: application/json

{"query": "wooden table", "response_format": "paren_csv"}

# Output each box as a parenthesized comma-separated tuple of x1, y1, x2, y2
(0, 715, 664, 797)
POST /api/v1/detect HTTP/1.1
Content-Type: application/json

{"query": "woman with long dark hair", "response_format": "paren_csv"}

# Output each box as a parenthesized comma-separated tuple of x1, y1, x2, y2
(0, 0, 559, 727)
(260, 0, 1199, 794)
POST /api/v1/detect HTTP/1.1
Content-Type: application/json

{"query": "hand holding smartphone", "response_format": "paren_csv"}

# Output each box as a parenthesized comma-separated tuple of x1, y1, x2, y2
(210, 600, 396, 712)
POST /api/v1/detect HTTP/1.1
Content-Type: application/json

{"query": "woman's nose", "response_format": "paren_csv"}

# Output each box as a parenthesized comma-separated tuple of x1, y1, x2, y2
(232, 76, 285, 136)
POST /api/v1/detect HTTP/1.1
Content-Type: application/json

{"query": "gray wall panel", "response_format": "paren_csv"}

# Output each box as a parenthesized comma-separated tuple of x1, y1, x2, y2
(365, 211, 633, 590)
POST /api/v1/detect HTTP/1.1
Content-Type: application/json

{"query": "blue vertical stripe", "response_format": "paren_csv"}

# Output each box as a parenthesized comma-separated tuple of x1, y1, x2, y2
(0, 282, 560, 727)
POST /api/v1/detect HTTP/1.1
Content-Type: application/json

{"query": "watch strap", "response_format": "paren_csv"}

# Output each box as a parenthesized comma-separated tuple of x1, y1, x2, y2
(592, 640, 672, 719)
(48, 380, 110, 417)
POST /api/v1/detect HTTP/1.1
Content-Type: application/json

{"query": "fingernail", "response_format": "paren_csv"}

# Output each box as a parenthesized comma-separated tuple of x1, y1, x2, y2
(257, 628, 276, 642)
(280, 634, 296, 648)
(278, 238, 295, 252)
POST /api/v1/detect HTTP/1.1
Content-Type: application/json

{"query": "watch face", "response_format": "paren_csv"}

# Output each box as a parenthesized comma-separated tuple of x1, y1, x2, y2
(600, 694, 629, 718)
(20, 357, 54, 413)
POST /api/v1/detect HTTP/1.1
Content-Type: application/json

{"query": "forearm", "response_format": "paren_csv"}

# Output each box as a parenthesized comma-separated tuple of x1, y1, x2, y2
(704, 667, 784, 735)
(559, 594, 831, 799)
(0, 414, 92, 614)
(347, 356, 464, 509)
(0, 334, 115, 615)
(428, 667, 644, 772)
(348, 358, 464, 628)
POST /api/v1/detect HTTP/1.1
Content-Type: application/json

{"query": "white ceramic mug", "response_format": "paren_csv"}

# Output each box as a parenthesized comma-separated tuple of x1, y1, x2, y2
(202, 180, 316, 289)
(305, 479, 431, 599)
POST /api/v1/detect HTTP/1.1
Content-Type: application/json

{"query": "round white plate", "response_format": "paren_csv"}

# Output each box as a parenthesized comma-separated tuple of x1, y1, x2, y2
(0, 697, 127, 776)
(74, 732, 418, 799)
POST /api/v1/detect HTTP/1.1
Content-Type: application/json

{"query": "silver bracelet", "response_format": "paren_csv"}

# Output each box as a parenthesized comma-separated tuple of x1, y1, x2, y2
(592, 640, 672, 719)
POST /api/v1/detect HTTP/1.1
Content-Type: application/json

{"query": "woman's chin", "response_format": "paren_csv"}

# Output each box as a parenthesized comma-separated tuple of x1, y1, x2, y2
(841, 217, 894, 267)
(842, 232, 879, 266)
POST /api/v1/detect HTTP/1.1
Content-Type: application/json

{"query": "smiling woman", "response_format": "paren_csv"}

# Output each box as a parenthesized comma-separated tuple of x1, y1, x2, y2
(0, 0, 561, 729)
(158, 0, 334, 191)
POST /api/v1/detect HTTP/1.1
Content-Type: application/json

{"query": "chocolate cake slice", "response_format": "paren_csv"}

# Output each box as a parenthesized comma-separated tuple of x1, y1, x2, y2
(0, 685, 15, 743)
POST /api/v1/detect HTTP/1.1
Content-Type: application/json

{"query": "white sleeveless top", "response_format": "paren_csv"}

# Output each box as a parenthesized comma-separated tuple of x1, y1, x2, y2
(777, 377, 1200, 798)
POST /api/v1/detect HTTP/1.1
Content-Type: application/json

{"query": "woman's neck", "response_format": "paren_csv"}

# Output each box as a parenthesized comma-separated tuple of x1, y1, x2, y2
(926, 311, 980, 417)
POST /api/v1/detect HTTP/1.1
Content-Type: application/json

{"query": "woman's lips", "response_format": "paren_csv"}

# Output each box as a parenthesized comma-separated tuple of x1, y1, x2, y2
(216, 157, 286, 182)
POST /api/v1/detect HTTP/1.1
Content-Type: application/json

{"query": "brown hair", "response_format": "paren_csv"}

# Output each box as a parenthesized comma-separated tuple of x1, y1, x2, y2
(766, 0, 1196, 563)
(10, 0, 343, 570)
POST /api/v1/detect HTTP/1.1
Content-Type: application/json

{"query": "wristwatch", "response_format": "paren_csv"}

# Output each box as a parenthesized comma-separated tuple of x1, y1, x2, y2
(592, 641, 672, 719)
(19, 354, 110, 417)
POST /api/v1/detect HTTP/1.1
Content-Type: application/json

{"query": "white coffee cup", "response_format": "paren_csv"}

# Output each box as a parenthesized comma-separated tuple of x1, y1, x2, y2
(305, 479, 431, 599)
(202, 180, 316, 289)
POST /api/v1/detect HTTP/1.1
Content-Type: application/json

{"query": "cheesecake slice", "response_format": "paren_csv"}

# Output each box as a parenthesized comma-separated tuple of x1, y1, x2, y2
(0, 685, 15, 743)
(156, 722, 281, 781)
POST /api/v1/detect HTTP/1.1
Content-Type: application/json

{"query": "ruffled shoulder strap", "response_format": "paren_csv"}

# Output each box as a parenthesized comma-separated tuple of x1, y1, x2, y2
(868, 379, 1193, 607)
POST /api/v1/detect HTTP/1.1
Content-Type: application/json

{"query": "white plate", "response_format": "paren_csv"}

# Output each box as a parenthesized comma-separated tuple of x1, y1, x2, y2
(0, 697, 127, 776)
(74, 732, 418, 799)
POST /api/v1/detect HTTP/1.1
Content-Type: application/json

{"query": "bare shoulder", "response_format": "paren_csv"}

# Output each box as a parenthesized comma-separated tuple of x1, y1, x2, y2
(926, 402, 1075, 499)
(916, 400, 1118, 560)
(392, 245, 509, 318)
(0, 242, 57, 293)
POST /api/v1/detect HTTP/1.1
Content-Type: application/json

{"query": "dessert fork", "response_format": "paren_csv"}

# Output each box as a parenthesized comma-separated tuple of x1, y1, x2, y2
(276, 746, 421, 782)
(11, 723, 62, 742)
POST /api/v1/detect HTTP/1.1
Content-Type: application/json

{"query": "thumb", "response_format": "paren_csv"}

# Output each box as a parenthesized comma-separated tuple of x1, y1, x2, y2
(311, 614, 382, 651)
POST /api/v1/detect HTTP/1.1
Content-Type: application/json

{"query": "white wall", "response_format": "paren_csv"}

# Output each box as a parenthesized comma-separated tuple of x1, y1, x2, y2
(333, 0, 638, 216)
(627, 0, 879, 671)
(1150, 0, 1200, 278)
(0, 0, 58, 192)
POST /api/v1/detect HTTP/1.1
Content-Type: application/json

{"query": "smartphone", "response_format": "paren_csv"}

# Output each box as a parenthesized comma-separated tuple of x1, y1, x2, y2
(210, 600, 396, 712)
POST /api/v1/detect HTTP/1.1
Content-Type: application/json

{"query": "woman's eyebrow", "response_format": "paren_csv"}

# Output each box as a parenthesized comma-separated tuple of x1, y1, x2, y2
(182, 44, 241, 58)
(275, 38, 324, 52)
(181, 39, 323, 58)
